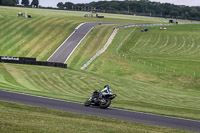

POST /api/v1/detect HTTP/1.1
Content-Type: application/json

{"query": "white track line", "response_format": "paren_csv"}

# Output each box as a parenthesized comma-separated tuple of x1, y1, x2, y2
(47, 23, 85, 62)
(64, 27, 95, 63)
(80, 28, 118, 70)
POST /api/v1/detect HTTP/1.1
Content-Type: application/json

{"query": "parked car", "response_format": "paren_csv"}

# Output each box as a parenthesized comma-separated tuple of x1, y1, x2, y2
(141, 28, 148, 32)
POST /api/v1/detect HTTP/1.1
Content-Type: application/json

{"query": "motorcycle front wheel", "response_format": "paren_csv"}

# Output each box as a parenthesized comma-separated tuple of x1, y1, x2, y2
(84, 98, 91, 106)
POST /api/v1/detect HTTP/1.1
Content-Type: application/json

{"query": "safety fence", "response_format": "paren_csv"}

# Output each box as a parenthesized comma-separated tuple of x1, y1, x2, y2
(81, 23, 174, 70)
(118, 54, 199, 77)
(0, 56, 67, 68)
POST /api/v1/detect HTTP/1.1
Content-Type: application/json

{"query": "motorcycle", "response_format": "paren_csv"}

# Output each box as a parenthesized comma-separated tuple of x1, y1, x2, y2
(84, 91, 116, 109)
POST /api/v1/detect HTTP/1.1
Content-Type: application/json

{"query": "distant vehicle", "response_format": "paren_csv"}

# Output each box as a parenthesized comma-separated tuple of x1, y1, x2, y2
(84, 14, 88, 17)
(169, 20, 174, 23)
(141, 28, 148, 32)
(96, 14, 104, 18)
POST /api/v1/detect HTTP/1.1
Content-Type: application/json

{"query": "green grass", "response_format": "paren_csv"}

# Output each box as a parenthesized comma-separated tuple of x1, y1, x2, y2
(0, 101, 192, 133)
(0, 7, 82, 61)
(0, 63, 200, 121)
(0, 6, 189, 61)
(82, 24, 200, 85)
(67, 24, 116, 69)
(66, 24, 200, 120)
(0, 6, 200, 124)
(0, 6, 194, 61)
(85, 24, 200, 67)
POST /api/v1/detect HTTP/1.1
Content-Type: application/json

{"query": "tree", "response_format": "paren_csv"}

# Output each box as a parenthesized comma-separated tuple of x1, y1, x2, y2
(57, 2, 64, 9)
(31, 0, 38, 8)
(190, 8, 200, 17)
(170, 11, 179, 17)
(56, 0, 200, 19)
(21, 0, 29, 6)
(2, 0, 18, 6)
(0, 0, 2, 5)
(64, 2, 74, 10)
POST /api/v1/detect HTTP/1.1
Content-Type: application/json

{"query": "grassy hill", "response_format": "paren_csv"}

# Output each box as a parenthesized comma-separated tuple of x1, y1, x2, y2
(0, 5, 200, 123)
(67, 20, 200, 120)
(0, 6, 167, 61)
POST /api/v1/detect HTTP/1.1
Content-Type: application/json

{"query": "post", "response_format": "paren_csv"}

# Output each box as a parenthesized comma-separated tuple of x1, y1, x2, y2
(25, 11, 28, 18)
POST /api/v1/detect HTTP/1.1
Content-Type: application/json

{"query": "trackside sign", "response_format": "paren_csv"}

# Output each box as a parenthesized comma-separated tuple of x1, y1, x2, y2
(0, 56, 67, 68)
(1, 56, 19, 61)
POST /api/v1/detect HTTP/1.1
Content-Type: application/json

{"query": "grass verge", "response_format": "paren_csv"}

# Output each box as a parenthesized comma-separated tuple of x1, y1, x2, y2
(0, 101, 192, 133)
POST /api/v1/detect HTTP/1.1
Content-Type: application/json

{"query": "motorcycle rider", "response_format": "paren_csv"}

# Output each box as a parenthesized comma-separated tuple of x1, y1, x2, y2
(90, 85, 112, 102)
(98, 85, 112, 98)
(85, 85, 116, 108)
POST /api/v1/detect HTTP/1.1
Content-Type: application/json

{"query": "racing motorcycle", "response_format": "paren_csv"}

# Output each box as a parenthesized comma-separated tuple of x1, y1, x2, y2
(84, 91, 116, 109)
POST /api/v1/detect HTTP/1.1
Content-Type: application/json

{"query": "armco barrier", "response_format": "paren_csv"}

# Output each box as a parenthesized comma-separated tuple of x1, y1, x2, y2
(0, 56, 67, 68)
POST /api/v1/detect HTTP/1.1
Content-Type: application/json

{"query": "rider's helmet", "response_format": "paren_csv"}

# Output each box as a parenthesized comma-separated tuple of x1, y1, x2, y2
(104, 85, 109, 88)
(104, 85, 111, 93)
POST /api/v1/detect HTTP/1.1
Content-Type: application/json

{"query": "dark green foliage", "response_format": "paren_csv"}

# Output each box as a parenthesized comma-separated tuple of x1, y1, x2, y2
(21, 0, 29, 6)
(64, 2, 74, 10)
(57, 2, 64, 9)
(57, 1, 200, 19)
(31, 0, 38, 8)
(57, 2, 74, 10)
(1, 0, 18, 6)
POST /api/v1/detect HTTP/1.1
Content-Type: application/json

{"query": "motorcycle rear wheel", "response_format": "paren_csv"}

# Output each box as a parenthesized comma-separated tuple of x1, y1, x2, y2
(100, 98, 111, 109)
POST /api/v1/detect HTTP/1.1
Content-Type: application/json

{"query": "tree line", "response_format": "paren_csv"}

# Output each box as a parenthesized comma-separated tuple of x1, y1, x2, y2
(0, 0, 39, 7)
(57, 0, 200, 19)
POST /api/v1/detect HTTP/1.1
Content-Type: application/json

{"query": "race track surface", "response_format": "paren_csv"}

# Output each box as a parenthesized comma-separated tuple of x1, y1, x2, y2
(47, 22, 114, 63)
(0, 90, 200, 132)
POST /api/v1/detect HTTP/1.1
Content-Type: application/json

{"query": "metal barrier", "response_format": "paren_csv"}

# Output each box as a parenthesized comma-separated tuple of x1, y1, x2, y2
(0, 56, 67, 68)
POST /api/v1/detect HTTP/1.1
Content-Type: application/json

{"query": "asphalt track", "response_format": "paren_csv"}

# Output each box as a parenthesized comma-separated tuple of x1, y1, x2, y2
(0, 90, 200, 132)
(47, 22, 114, 63)
(47, 22, 173, 64)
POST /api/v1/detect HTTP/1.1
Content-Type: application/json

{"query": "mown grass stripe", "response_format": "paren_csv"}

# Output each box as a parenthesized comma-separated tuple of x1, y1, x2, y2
(0, 18, 42, 55)
(151, 34, 168, 53)
(30, 20, 77, 59)
(8, 17, 51, 56)
(182, 35, 196, 55)
(159, 34, 175, 54)
(51, 73, 72, 93)
(24, 18, 63, 57)
(0, 17, 12, 28)
(14, 17, 58, 56)
(0, 19, 28, 50)
(166, 35, 178, 55)
(149, 34, 162, 53)
(143, 33, 153, 47)
(21, 70, 50, 92)
(44, 73, 70, 94)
